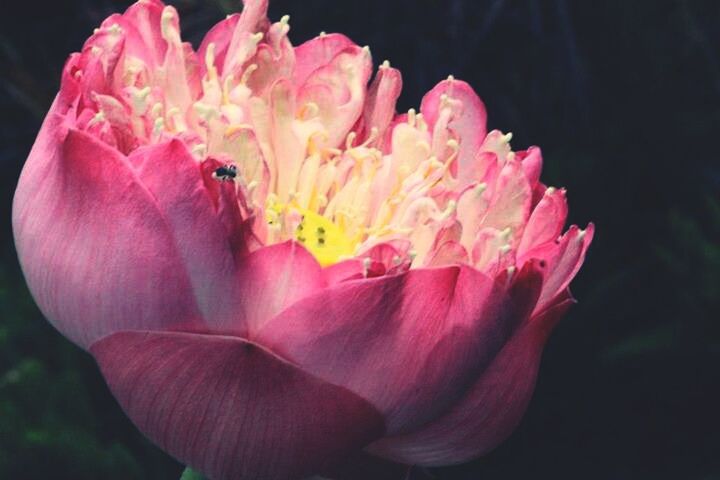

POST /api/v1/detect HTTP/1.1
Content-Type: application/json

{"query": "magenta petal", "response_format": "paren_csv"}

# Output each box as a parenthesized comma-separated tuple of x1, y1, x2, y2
(128, 140, 243, 331)
(258, 266, 530, 435)
(91, 331, 384, 480)
(367, 293, 573, 466)
(13, 115, 202, 349)
(237, 241, 326, 336)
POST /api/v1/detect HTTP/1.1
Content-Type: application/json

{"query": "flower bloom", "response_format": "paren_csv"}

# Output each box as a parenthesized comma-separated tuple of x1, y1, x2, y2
(12, 1, 593, 479)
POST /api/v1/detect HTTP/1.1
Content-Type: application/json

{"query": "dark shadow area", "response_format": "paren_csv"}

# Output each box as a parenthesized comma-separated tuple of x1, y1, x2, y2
(1, 0, 718, 478)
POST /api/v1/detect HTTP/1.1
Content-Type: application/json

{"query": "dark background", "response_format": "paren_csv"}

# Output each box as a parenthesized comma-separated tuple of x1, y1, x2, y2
(1, 0, 719, 478)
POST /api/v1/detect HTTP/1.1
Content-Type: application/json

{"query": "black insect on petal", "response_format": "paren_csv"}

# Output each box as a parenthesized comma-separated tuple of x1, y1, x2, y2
(214, 164, 238, 181)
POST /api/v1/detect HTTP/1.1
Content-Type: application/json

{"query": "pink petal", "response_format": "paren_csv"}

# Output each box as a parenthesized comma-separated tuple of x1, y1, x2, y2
(517, 186, 569, 258)
(298, 45, 373, 148)
(269, 79, 305, 202)
(197, 13, 240, 77)
(516, 146, 543, 189)
(12, 112, 202, 349)
(360, 63, 403, 143)
(90, 330, 385, 480)
(128, 140, 247, 332)
(420, 78, 488, 184)
(425, 241, 469, 267)
(321, 241, 413, 285)
(480, 158, 533, 237)
(248, 20, 296, 95)
(293, 33, 358, 87)
(322, 259, 365, 285)
(258, 265, 533, 435)
(109, 0, 166, 67)
(76, 28, 126, 101)
(238, 241, 326, 336)
(533, 224, 595, 312)
(200, 157, 254, 258)
(222, 0, 270, 75)
(367, 286, 573, 466)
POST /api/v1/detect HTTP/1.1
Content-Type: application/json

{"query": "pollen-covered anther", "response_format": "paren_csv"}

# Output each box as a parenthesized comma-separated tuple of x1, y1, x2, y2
(87, 111, 106, 127)
(129, 86, 151, 115)
(161, 7, 181, 43)
(107, 23, 123, 36)
(240, 64, 258, 85)
(205, 43, 217, 72)
(442, 200, 458, 220)
(150, 102, 163, 119)
(407, 108, 417, 127)
(191, 143, 207, 158)
(194, 102, 220, 122)
(506, 265, 517, 281)
(362, 257, 373, 276)
(500, 227, 512, 242)
(152, 117, 165, 136)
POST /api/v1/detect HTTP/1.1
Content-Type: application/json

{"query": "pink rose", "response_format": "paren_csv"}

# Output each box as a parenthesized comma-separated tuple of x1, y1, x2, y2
(12, 1, 593, 478)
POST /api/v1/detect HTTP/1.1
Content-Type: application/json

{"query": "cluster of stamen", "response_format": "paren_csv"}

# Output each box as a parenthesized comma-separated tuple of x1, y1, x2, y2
(75, 3, 542, 272)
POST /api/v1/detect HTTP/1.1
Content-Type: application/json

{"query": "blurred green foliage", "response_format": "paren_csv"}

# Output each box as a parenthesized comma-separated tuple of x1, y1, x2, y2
(1, 0, 719, 479)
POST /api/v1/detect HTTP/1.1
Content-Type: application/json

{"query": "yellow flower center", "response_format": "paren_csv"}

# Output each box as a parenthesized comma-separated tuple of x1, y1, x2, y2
(294, 208, 357, 266)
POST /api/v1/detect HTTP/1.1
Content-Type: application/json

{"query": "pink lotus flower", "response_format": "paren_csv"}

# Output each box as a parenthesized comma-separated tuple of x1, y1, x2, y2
(12, 0, 593, 478)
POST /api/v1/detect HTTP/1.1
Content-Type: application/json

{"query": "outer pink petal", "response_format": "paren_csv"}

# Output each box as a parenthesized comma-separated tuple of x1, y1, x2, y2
(237, 241, 326, 336)
(12, 105, 202, 349)
(292, 33, 358, 87)
(200, 157, 253, 258)
(257, 265, 540, 435)
(420, 78, 488, 184)
(90, 330, 385, 480)
(115, 138, 326, 336)
(367, 291, 574, 466)
(128, 140, 247, 332)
